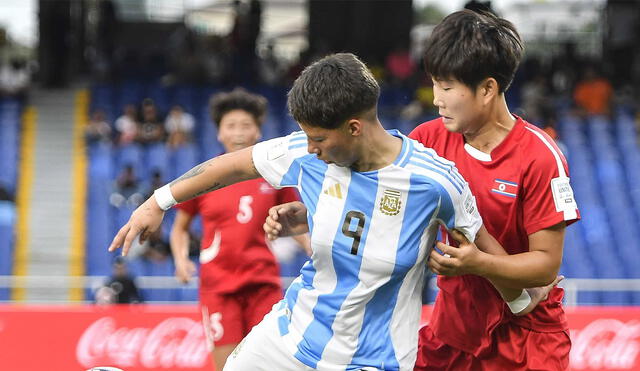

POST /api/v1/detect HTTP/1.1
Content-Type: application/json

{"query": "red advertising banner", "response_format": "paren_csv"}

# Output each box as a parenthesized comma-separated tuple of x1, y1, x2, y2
(0, 305, 212, 371)
(0, 305, 639, 371)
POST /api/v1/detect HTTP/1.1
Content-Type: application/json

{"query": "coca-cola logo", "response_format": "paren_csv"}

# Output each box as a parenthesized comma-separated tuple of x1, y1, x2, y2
(571, 319, 640, 370)
(76, 317, 209, 369)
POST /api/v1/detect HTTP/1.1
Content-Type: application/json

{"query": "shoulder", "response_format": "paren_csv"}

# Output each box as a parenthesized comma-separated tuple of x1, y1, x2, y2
(402, 143, 466, 193)
(519, 120, 569, 176)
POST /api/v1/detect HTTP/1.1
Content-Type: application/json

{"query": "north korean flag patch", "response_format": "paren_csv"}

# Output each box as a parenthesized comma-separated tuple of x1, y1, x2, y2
(491, 179, 518, 198)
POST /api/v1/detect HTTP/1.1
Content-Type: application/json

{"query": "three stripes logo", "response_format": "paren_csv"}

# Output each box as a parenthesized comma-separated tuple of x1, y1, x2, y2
(323, 183, 343, 199)
(491, 179, 518, 198)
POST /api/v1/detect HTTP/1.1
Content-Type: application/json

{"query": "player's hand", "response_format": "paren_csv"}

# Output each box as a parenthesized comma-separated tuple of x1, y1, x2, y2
(175, 258, 196, 284)
(264, 201, 309, 240)
(108, 196, 165, 256)
(515, 275, 564, 316)
(428, 229, 482, 276)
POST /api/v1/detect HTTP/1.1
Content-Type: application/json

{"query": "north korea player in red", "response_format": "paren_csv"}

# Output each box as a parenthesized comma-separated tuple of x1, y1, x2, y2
(170, 88, 310, 370)
(412, 10, 580, 371)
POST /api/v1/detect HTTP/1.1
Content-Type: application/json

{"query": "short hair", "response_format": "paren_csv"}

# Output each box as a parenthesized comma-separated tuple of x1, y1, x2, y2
(423, 10, 523, 93)
(287, 53, 380, 129)
(209, 88, 268, 127)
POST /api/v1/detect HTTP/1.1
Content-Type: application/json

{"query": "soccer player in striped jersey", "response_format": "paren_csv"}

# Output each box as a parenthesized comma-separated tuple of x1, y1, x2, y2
(109, 53, 532, 370)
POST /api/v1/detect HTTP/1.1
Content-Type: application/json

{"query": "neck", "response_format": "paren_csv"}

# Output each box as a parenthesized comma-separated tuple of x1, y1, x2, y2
(351, 121, 402, 172)
(464, 95, 516, 153)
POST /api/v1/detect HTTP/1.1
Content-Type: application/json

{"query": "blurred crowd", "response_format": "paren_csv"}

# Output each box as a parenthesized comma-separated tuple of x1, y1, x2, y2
(0, 29, 31, 102)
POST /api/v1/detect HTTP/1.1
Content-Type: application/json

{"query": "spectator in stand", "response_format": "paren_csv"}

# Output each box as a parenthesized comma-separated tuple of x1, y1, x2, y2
(137, 98, 165, 145)
(520, 73, 551, 125)
(550, 42, 581, 100)
(573, 64, 613, 116)
(257, 42, 284, 86)
(114, 104, 139, 146)
(85, 109, 112, 145)
(385, 46, 416, 88)
(110, 164, 144, 208)
(144, 169, 165, 200)
(104, 257, 143, 303)
(0, 58, 30, 102)
(165, 104, 195, 149)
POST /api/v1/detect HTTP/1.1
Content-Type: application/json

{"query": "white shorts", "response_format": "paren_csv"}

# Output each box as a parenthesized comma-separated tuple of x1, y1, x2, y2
(223, 303, 314, 371)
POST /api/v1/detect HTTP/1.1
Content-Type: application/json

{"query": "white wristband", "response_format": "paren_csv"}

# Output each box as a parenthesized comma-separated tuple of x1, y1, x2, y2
(506, 289, 531, 314)
(154, 184, 177, 211)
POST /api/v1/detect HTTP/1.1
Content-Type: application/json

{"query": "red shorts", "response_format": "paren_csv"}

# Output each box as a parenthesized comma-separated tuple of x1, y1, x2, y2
(415, 322, 571, 371)
(200, 284, 283, 349)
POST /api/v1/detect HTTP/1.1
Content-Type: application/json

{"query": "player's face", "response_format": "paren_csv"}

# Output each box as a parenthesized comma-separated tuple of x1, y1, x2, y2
(217, 109, 262, 153)
(432, 77, 485, 134)
(300, 122, 357, 167)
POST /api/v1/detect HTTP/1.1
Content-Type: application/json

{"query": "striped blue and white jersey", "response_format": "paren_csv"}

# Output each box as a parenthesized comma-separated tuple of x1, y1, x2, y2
(252, 130, 482, 371)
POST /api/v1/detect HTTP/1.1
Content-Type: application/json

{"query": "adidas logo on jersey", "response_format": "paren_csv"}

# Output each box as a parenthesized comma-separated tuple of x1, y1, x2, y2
(323, 183, 343, 199)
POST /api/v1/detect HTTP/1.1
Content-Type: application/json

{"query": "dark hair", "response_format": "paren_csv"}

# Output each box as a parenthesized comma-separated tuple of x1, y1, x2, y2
(423, 10, 523, 93)
(287, 53, 380, 129)
(209, 88, 268, 127)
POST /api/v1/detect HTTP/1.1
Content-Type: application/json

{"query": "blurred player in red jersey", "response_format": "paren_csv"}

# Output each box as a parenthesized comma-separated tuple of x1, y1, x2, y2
(169, 88, 310, 370)
(410, 10, 580, 371)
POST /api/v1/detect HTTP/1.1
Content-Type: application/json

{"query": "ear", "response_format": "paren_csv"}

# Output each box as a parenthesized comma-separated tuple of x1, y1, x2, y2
(478, 78, 499, 105)
(346, 119, 363, 137)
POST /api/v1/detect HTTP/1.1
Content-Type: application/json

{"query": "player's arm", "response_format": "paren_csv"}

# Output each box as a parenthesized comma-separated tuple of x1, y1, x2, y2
(430, 222, 565, 288)
(109, 147, 260, 255)
(476, 222, 565, 288)
(292, 233, 312, 256)
(170, 210, 197, 283)
(432, 226, 563, 314)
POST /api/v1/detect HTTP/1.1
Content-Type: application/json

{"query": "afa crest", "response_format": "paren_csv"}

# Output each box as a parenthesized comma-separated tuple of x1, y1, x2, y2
(380, 189, 402, 216)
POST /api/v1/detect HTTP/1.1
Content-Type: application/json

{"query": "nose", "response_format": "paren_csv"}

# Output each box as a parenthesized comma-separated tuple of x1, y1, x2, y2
(433, 94, 443, 108)
(307, 142, 320, 155)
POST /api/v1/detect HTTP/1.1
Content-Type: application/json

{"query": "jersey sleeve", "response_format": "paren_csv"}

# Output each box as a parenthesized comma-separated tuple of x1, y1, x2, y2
(436, 181, 483, 243)
(175, 196, 199, 215)
(522, 131, 580, 235)
(252, 131, 309, 189)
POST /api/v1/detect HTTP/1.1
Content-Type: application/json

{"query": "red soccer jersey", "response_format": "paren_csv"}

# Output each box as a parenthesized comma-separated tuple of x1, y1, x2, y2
(176, 178, 299, 294)
(410, 116, 580, 356)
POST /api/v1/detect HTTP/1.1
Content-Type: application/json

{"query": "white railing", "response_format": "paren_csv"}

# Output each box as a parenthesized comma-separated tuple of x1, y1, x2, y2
(0, 275, 297, 303)
(426, 277, 640, 306)
(1, 276, 639, 305)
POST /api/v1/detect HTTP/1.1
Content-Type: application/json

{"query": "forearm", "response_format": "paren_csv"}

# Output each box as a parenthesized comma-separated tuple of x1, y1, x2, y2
(168, 147, 258, 203)
(475, 250, 559, 288)
(169, 229, 190, 263)
(292, 233, 312, 256)
(473, 225, 558, 288)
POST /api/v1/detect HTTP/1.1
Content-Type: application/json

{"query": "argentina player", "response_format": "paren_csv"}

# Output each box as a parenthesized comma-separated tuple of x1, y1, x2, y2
(109, 53, 533, 370)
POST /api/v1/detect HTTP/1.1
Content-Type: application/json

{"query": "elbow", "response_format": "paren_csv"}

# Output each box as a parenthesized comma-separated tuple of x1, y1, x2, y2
(538, 265, 561, 286)
(538, 274, 556, 287)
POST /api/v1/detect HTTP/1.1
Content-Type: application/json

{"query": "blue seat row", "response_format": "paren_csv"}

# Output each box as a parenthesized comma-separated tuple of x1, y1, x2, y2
(0, 99, 21, 301)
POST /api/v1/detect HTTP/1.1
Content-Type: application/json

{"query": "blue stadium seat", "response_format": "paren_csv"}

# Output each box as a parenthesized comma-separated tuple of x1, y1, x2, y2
(115, 143, 143, 176)
(144, 143, 169, 179)
(0, 200, 15, 300)
(171, 143, 199, 180)
(173, 85, 198, 115)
